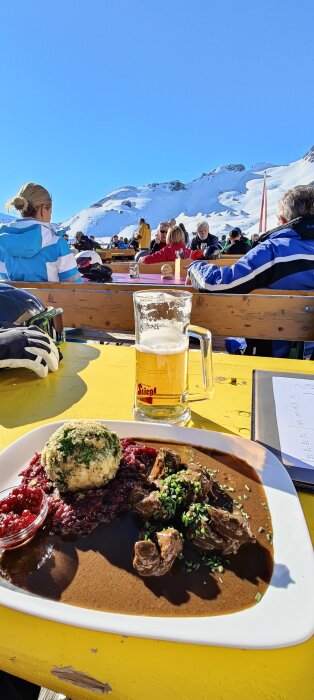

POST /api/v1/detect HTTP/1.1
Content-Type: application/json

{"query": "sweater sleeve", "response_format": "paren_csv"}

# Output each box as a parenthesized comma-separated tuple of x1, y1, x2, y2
(56, 239, 82, 282)
(188, 242, 275, 293)
(141, 247, 170, 264)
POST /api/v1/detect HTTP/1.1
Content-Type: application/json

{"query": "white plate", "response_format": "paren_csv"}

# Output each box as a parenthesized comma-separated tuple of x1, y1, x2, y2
(0, 420, 313, 649)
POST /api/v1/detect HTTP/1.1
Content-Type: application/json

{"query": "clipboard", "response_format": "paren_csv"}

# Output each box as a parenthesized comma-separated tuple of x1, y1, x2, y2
(251, 369, 314, 492)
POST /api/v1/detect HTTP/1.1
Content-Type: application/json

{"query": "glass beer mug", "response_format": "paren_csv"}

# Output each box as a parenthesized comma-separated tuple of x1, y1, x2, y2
(133, 290, 214, 425)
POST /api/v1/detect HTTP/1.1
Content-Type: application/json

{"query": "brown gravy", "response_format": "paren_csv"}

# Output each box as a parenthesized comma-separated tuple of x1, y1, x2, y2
(0, 442, 273, 617)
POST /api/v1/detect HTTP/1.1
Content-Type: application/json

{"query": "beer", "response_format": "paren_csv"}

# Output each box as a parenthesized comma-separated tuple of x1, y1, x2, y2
(134, 326, 189, 423)
(133, 289, 213, 425)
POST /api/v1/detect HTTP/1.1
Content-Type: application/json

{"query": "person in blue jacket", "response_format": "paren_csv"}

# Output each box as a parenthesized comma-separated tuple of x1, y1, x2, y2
(0, 183, 81, 282)
(186, 185, 314, 357)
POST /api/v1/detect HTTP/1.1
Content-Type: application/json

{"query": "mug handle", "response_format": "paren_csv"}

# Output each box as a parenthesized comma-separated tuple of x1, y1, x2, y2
(188, 325, 214, 401)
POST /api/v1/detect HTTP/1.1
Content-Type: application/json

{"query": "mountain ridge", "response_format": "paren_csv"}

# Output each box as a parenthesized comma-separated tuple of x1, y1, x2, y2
(1, 147, 314, 239)
(61, 146, 314, 240)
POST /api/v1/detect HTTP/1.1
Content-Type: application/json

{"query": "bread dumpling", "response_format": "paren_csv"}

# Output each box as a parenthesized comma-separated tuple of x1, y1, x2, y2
(42, 420, 121, 492)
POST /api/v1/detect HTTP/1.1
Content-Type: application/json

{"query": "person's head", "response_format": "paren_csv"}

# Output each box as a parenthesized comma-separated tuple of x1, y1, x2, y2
(62, 233, 69, 241)
(76, 231, 83, 241)
(139, 218, 145, 224)
(169, 217, 176, 227)
(221, 234, 227, 241)
(277, 185, 314, 224)
(179, 222, 187, 234)
(6, 183, 52, 222)
(166, 225, 185, 245)
(251, 233, 259, 243)
(112, 234, 119, 242)
(90, 235, 95, 240)
(158, 221, 169, 243)
(230, 228, 242, 241)
(124, 237, 129, 244)
(197, 221, 210, 240)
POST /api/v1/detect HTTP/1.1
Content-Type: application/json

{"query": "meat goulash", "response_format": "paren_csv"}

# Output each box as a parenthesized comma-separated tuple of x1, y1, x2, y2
(0, 421, 273, 617)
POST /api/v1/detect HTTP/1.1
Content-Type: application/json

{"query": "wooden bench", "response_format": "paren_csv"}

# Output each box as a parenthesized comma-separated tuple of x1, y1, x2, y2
(98, 249, 135, 262)
(10, 281, 314, 341)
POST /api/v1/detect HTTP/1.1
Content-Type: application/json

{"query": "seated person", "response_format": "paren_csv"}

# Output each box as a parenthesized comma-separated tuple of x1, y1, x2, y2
(179, 222, 189, 245)
(75, 250, 112, 282)
(74, 231, 99, 252)
(110, 234, 127, 249)
(251, 233, 261, 247)
(0, 182, 81, 282)
(186, 185, 314, 357)
(223, 228, 251, 254)
(141, 225, 190, 263)
(190, 221, 220, 253)
(149, 222, 169, 253)
(129, 234, 139, 251)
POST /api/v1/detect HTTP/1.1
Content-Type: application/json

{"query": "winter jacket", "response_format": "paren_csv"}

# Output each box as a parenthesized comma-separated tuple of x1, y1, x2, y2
(138, 223, 151, 249)
(110, 240, 128, 249)
(149, 240, 167, 254)
(142, 243, 190, 264)
(0, 218, 81, 282)
(74, 235, 99, 252)
(223, 238, 251, 255)
(190, 233, 219, 251)
(188, 216, 314, 293)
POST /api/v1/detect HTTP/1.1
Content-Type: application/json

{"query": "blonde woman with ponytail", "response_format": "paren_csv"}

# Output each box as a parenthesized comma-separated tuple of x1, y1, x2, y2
(0, 183, 81, 282)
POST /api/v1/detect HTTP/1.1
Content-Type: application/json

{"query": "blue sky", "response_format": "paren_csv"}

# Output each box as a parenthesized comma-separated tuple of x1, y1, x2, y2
(0, 0, 313, 221)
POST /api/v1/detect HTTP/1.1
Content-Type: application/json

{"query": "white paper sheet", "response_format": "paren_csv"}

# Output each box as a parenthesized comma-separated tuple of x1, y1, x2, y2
(272, 376, 314, 470)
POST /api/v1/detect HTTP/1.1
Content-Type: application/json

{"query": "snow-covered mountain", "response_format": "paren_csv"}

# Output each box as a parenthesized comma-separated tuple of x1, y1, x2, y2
(2, 147, 314, 240)
(62, 146, 314, 242)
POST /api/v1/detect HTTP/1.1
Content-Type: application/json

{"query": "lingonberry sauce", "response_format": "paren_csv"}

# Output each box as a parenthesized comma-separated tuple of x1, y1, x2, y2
(0, 486, 44, 537)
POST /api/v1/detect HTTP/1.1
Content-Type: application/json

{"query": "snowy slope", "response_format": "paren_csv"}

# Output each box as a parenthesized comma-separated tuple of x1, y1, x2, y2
(4, 148, 313, 242)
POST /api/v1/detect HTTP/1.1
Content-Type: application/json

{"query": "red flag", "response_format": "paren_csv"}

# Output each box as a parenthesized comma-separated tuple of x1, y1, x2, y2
(259, 172, 268, 233)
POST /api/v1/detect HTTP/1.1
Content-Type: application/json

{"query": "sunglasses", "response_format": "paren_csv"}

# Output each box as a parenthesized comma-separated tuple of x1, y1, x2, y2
(160, 230, 168, 234)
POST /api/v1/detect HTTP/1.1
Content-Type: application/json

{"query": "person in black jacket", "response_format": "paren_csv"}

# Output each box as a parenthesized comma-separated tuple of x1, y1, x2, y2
(224, 229, 251, 254)
(190, 221, 220, 252)
(149, 222, 168, 254)
(179, 222, 189, 245)
(73, 231, 98, 252)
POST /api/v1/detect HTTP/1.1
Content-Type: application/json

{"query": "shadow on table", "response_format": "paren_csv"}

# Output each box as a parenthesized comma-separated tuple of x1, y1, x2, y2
(0, 344, 100, 428)
(189, 410, 235, 435)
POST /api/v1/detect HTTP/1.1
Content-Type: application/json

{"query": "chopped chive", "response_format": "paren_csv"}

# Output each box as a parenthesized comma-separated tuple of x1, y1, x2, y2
(255, 592, 262, 603)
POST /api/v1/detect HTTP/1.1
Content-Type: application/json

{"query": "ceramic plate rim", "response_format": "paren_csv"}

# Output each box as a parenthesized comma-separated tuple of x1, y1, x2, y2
(0, 420, 313, 649)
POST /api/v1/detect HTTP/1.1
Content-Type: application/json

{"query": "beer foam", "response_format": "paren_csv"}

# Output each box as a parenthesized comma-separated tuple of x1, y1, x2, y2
(136, 327, 188, 355)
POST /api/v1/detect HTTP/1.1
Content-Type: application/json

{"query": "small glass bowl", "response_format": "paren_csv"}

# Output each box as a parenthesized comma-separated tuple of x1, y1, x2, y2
(0, 485, 48, 551)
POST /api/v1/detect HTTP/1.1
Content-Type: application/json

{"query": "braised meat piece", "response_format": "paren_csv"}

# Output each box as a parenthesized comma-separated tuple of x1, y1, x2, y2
(133, 528, 182, 577)
(148, 449, 183, 482)
(132, 467, 216, 521)
(132, 490, 163, 519)
(183, 503, 254, 556)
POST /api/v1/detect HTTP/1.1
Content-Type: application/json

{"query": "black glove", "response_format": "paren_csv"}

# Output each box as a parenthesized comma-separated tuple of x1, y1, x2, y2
(0, 326, 60, 378)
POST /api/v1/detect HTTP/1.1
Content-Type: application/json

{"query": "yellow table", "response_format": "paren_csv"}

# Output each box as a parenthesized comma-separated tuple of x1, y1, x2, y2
(0, 345, 313, 700)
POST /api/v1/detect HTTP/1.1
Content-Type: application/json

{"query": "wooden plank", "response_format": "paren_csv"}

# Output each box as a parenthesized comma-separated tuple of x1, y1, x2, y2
(29, 286, 314, 341)
(10, 280, 314, 296)
(105, 258, 238, 273)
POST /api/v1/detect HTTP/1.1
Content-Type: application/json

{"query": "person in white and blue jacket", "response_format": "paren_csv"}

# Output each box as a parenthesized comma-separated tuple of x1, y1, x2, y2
(187, 185, 314, 357)
(0, 183, 81, 283)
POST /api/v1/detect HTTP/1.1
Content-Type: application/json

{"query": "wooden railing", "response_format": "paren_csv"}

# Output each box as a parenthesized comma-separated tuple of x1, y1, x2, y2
(98, 257, 241, 274)
(9, 281, 314, 341)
